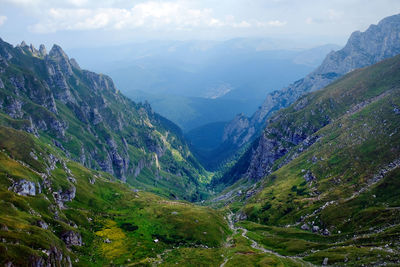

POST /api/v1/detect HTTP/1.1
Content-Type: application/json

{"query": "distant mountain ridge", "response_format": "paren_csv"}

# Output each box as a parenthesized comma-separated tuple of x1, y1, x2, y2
(69, 40, 339, 131)
(220, 13, 400, 154)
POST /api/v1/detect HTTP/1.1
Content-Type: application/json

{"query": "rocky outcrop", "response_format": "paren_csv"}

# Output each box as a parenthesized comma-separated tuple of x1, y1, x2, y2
(222, 14, 400, 151)
(37, 220, 49, 229)
(29, 246, 72, 267)
(61, 230, 82, 247)
(48, 44, 73, 76)
(246, 119, 322, 180)
(222, 114, 253, 146)
(9, 179, 36, 196)
(303, 171, 316, 182)
(53, 186, 76, 209)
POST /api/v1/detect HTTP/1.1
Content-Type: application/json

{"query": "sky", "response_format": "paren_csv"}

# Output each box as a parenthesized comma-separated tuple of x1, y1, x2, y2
(1, 0, 400, 49)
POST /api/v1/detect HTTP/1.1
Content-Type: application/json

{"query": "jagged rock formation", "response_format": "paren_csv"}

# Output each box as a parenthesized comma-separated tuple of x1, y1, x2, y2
(221, 13, 400, 153)
(0, 38, 206, 200)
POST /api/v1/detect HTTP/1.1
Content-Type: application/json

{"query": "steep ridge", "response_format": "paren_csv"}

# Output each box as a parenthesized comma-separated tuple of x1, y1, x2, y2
(216, 13, 400, 166)
(0, 38, 207, 200)
(215, 52, 400, 186)
(0, 126, 229, 266)
(211, 54, 400, 266)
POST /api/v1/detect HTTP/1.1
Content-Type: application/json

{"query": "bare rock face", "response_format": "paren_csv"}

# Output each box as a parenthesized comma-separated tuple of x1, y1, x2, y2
(29, 246, 72, 267)
(9, 179, 36, 196)
(246, 119, 321, 181)
(37, 220, 49, 230)
(222, 14, 400, 151)
(53, 186, 76, 209)
(304, 171, 316, 182)
(222, 114, 252, 146)
(48, 45, 73, 76)
(39, 44, 47, 57)
(69, 58, 81, 70)
(61, 230, 82, 246)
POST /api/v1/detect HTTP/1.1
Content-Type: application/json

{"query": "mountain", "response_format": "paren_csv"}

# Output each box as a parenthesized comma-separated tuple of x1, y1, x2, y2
(125, 91, 256, 131)
(0, 38, 207, 201)
(0, 39, 321, 267)
(214, 13, 400, 167)
(69, 40, 338, 131)
(210, 53, 400, 266)
(0, 125, 230, 266)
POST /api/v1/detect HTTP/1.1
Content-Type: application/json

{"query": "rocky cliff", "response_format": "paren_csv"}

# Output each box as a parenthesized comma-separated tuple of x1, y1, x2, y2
(221, 13, 400, 152)
(0, 38, 207, 200)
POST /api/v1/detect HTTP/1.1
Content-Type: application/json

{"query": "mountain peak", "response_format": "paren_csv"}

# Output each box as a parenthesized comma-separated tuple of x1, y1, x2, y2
(39, 44, 47, 57)
(218, 13, 400, 163)
(48, 44, 73, 75)
(378, 13, 400, 25)
(49, 44, 69, 61)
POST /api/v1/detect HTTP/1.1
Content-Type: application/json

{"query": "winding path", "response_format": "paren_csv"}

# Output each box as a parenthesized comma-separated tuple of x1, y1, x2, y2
(221, 212, 315, 267)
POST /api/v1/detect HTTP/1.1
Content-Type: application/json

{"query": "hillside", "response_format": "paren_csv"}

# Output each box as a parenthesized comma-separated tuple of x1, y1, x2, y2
(0, 125, 231, 266)
(0, 37, 320, 267)
(210, 53, 400, 266)
(0, 39, 207, 201)
(208, 13, 400, 170)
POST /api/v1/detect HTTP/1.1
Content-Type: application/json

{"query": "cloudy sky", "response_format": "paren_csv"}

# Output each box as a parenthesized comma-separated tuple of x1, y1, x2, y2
(1, 0, 400, 49)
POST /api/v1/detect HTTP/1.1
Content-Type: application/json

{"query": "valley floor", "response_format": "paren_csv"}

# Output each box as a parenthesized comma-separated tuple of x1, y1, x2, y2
(141, 207, 400, 267)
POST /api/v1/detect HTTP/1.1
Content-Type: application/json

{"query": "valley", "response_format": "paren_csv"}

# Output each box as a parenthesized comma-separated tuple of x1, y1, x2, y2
(0, 7, 400, 267)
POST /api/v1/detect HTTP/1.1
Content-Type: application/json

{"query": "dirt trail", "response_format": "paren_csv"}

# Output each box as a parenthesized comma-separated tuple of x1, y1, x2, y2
(220, 212, 315, 267)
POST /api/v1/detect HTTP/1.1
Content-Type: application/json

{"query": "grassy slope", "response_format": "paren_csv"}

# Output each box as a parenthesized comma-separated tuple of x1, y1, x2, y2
(0, 125, 315, 266)
(214, 55, 400, 265)
(0, 126, 229, 266)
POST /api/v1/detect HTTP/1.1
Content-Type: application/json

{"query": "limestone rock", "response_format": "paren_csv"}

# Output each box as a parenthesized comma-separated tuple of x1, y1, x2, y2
(37, 220, 49, 230)
(61, 230, 82, 246)
(301, 224, 310, 231)
(9, 179, 36, 196)
(53, 186, 76, 209)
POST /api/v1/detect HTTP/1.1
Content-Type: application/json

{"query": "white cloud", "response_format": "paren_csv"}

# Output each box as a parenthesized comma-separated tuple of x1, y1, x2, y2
(67, 0, 89, 7)
(328, 9, 343, 21)
(1, 0, 45, 8)
(5, 0, 397, 44)
(267, 20, 287, 27)
(255, 20, 287, 27)
(0, 15, 7, 26)
(25, 1, 281, 34)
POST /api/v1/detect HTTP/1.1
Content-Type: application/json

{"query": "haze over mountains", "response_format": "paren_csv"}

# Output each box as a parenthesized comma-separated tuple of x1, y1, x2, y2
(1, 5, 400, 266)
(191, 13, 400, 170)
(68, 39, 339, 131)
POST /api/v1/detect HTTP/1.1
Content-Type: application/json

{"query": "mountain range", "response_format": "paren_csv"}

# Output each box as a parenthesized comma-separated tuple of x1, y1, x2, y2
(0, 13, 400, 267)
(69, 40, 339, 131)
(193, 13, 400, 171)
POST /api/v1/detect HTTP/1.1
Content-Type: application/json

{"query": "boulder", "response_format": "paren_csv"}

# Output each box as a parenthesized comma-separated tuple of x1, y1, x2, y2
(37, 220, 49, 230)
(301, 224, 310, 231)
(9, 179, 36, 196)
(61, 230, 82, 246)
